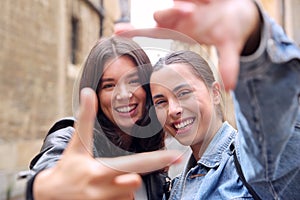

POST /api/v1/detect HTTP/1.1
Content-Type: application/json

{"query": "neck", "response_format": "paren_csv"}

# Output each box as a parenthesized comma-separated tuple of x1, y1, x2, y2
(115, 128, 133, 150)
(191, 120, 223, 161)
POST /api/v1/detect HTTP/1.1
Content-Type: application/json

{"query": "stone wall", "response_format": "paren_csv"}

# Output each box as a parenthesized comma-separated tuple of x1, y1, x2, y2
(0, 0, 111, 199)
(0, 0, 63, 141)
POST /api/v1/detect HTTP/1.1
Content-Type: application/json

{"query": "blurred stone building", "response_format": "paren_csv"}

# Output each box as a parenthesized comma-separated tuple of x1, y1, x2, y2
(0, 0, 299, 199)
(0, 0, 128, 199)
(261, 0, 300, 46)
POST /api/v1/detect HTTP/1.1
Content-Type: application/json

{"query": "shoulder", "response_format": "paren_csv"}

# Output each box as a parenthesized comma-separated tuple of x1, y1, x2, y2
(29, 117, 76, 169)
(40, 117, 77, 150)
(47, 117, 76, 137)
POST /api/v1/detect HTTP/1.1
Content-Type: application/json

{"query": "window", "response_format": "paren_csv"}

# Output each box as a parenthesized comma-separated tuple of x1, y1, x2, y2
(71, 17, 79, 65)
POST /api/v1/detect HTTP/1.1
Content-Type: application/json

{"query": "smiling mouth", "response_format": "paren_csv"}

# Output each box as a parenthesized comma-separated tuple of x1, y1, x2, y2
(115, 104, 137, 113)
(173, 118, 195, 130)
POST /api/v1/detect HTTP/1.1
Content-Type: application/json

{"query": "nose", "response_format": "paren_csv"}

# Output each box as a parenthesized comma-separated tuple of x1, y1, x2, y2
(115, 84, 132, 100)
(168, 98, 182, 118)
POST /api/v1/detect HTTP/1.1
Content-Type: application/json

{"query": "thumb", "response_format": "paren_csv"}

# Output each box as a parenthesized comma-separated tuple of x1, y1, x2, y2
(99, 150, 183, 174)
(114, 23, 135, 35)
(153, 1, 193, 29)
(65, 88, 97, 156)
(217, 43, 240, 91)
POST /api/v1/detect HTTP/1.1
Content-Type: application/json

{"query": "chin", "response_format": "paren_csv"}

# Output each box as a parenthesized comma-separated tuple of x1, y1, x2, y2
(115, 120, 134, 129)
(176, 138, 193, 146)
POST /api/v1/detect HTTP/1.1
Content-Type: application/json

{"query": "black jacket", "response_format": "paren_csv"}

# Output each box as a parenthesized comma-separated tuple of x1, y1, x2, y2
(26, 118, 169, 200)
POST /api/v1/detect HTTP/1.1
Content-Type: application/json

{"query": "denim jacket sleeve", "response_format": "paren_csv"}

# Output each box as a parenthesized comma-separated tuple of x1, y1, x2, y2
(233, 1, 300, 199)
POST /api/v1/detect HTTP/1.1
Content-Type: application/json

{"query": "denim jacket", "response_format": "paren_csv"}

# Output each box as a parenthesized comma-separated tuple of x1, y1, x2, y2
(168, 122, 253, 200)
(167, 3, 300, 200)
(234, 3, 300, 199)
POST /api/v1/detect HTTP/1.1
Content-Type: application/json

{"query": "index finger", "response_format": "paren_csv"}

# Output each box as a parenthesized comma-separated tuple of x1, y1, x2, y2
(65, 88, 97, 156)
(98, 150, 182, 175)
(218, 43, 240, 91)
(116, 28, 197, 45)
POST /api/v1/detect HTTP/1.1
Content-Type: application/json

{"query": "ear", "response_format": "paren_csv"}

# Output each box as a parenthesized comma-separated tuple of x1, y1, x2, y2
(212, 81, 221, 104)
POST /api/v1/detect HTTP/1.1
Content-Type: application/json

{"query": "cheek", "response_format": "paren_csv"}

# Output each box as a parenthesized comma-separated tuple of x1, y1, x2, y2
(155, 108, 167, 127)
(195, 96, 214, 122)
(134, 88, 146, 104)
(98, 92, 112, 112)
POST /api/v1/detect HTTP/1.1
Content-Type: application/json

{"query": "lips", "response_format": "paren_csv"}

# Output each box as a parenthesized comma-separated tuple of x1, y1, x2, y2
(115, 104, 137, 113)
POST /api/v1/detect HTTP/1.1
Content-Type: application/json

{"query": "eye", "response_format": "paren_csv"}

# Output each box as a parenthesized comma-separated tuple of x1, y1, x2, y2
(129, 77, 141, 85)
(102, 83, 115, 89)
(177, 89, 191, 98)
(154, 99, 167, 107)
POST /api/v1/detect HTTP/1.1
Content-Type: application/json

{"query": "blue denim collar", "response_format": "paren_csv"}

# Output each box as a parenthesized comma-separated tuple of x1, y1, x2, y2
(197, 121, 237, 168)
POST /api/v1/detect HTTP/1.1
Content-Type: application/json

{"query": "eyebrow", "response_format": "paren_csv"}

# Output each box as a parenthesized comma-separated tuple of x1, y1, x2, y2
(126, 71, 139, 79)
(173, 84, 190, 92)
(152, 94, 164, 100)
(101, 70, 138, 83)
(101, 78, 114, 83)
(152, 83, 190, 100)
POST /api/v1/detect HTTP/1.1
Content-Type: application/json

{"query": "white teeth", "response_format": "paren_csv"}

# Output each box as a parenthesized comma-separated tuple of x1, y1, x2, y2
(116, 105, 136, 113)
(174, 119, 194, 129)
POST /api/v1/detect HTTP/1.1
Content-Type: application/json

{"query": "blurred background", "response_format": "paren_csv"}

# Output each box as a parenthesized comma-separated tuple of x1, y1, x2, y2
(0, 0, 299, 199)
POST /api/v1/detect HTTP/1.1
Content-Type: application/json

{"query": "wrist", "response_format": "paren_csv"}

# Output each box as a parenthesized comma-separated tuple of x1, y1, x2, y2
(33, 169, 55, 200)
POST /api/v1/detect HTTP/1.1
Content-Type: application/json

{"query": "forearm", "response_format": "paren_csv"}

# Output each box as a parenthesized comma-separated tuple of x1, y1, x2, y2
(240, 0, 300, 67)
(26, 169, 55, 200)
(234, 1, 300, 196)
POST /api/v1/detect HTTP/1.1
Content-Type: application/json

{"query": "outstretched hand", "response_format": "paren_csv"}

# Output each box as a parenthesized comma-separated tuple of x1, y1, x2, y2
(33, 88, 182, 200)
(153, 0, 260, 90)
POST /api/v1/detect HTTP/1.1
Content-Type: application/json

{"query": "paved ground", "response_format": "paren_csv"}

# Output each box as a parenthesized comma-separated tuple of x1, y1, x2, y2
(0, 172, 26, 200)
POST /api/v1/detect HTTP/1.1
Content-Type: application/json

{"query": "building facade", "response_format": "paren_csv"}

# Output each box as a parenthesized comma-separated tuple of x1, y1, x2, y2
(0, 0, 123, 199)
(0, 0, 298, 199)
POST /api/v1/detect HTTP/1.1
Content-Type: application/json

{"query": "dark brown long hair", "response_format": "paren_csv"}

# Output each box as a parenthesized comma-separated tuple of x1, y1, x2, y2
(76, 36, 164, 157)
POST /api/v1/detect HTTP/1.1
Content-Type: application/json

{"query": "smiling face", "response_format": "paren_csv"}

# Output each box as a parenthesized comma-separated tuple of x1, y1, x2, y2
(151, 63, 222, 153)
(98, 55, 146, 130)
